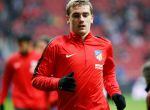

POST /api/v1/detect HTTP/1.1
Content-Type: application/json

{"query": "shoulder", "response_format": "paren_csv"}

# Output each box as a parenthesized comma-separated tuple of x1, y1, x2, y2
(5, 52, 19, 64)
(31, 51, 41, 59)
(47, 35, 68, 47)
(42, 35, 68, 54)
(94, 35, 112, 46)
(8, 52, 19, 60)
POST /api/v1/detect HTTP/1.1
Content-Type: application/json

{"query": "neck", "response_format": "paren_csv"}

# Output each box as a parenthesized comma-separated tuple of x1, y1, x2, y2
(81, 33, 89, 41)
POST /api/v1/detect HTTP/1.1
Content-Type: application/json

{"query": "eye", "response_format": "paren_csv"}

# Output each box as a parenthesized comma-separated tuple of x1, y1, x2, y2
(72, 13, 80, 18)
(82, 13, 89, 17)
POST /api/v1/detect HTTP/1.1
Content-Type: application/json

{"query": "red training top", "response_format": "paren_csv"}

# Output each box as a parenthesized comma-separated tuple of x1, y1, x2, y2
(0, 51, 48, 109)
(32, 32, 121, 110)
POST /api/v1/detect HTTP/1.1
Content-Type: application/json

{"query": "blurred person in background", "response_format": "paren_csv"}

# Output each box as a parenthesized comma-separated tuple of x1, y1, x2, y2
(0, 35, 49, 110)
(32, 0, 126, 110)
(34, 36, 50, 54)
(34, 36, 58, 110)
(143, 60, 150, 110)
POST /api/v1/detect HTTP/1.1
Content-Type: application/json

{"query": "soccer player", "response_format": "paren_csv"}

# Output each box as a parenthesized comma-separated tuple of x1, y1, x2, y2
(34, 36, 50, 54)
(32, 0, 126, 110)
(0, 35, 48, 110)
(143, 60, 150, 110)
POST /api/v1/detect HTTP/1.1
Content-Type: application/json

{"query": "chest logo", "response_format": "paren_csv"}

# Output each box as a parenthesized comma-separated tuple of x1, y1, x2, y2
(66, 54, 75, 58)
(95, 64, 103, 70)
(95, 50, 103, 61)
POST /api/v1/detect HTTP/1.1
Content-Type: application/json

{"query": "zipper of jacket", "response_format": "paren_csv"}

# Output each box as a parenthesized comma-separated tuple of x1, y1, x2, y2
(82, 41, 86, 66)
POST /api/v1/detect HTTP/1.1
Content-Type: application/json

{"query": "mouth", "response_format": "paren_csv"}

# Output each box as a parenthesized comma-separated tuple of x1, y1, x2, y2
(78, 25, 86, 28)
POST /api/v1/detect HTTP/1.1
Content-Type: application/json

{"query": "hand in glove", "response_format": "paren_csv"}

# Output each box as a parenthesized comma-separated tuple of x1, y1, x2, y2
(58, 72, 76, 92)
(112, 93, 126, 110)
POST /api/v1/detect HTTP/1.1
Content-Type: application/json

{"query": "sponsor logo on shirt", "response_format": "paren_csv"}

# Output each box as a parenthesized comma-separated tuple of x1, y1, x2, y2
(95, 50, 103, 61)
(95, 64, 103, 70)
(66, 54, 75, 58)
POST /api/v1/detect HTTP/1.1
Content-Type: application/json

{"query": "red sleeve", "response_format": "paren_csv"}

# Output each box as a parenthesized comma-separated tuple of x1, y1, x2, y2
(0, 59, 14, 104)
(103, 42, 121, 97)
(32, 43, 60, 91)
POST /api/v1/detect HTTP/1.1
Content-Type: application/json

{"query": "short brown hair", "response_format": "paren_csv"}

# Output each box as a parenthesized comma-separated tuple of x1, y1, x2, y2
(66, 0, 93, 16)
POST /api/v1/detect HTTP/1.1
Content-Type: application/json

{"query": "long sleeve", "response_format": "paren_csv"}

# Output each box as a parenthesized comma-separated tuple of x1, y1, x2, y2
(0, 60, 14, 104)
(32, 43, 60, 91)
(103, 43, 121, 97)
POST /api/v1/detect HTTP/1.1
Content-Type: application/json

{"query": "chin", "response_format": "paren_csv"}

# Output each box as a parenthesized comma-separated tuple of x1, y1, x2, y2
(78, 31, 87, 36)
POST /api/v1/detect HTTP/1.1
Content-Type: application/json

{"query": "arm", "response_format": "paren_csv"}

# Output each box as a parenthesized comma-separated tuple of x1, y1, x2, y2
(0, 59, 14, 105)
(103, 43, 121, 97)
(32, 43, 76, 92)
(103, 43, 126, 110)
(32, 44, 60, 91)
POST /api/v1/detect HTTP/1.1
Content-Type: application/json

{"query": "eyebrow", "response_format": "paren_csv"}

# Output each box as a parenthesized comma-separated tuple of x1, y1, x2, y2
(72, 12, 80, 15)
(72, 12, 90, 15)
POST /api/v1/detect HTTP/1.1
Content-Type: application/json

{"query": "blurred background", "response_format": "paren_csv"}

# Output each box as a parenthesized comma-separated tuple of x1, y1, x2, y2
(0, 0, 150, 109)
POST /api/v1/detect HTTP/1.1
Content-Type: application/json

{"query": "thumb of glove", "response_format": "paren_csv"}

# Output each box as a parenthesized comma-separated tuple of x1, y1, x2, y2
(67, 72, 74, 77)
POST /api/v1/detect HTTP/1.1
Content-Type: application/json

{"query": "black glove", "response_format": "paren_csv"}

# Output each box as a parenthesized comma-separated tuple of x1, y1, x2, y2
(145, 84, 150, 92)
(112, 93, 126, 110)
(58, 72, 76, 92)
(0, 104, 4, 110)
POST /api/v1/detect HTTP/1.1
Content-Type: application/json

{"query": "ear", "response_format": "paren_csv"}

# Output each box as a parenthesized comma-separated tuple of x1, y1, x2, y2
(66, 15, 70, 24)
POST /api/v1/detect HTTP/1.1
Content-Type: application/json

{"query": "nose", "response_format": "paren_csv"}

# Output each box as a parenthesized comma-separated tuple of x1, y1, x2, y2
(79, 15, 84, 22)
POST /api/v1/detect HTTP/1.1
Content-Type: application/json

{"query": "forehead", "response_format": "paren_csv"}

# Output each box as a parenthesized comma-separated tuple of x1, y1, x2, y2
(70, 5, 91, 14)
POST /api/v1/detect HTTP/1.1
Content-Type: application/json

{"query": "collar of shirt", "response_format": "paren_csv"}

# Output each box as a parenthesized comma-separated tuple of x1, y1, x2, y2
(68, 32, 93, 44)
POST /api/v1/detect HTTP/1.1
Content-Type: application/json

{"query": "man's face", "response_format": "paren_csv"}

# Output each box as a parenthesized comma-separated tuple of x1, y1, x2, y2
(67, 5, 93, 36)
(35, 40, 47, 54)
(18, 41, 32, 55)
